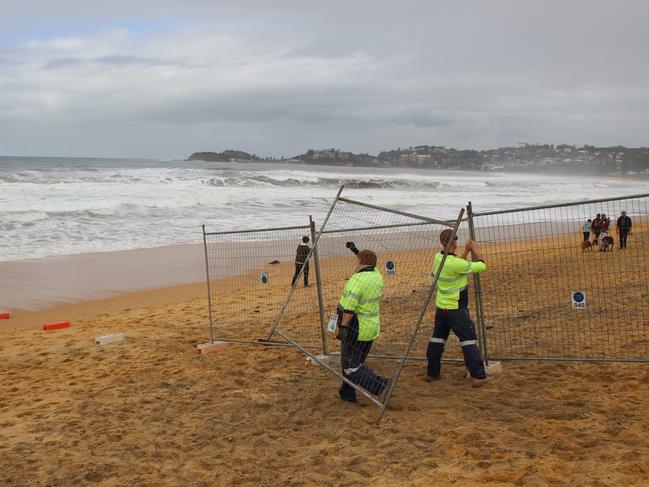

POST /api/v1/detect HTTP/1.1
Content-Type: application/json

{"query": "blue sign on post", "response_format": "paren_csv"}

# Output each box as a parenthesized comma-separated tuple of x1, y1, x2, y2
(260, 272, 269, 285)
(385, 260, 396, 276)
(571, 291, 586, 309)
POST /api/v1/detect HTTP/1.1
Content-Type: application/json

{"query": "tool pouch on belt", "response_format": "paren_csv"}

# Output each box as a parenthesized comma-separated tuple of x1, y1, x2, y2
(335, 305, 345, 341)
(336, 325, 347, 341)
(336, 307, 359, 342)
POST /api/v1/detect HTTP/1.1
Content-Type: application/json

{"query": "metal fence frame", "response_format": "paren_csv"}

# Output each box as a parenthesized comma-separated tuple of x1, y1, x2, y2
(266, 186, 465, 423)
(202, 221, 327, 349)
(469, 192, 649, 363)
(201, 187, 461, 361)
(201, 189, 649, 425)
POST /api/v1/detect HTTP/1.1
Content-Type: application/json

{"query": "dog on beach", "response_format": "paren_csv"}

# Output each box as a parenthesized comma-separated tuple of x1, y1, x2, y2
(600, 234, 614, 252)
(581, 240, 592, 252)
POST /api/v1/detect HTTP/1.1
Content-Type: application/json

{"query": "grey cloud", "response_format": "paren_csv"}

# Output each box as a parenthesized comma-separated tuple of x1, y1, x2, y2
(393, 108, 455, 129)
(45, 55, 188, 69)
(93, 55, 183, 66)
(1, 0, 649, 158)
(45, 57, 81, 69)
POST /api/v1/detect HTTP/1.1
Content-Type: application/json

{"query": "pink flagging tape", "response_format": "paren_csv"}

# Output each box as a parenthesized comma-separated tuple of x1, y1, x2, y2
(43, 321, 71, 331)
(0, 312, 10, 319)
(196, 341, 228, 354)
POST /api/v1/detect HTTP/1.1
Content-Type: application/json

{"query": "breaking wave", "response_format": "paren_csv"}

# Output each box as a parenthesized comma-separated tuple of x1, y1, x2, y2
(203, 174, 442, 189)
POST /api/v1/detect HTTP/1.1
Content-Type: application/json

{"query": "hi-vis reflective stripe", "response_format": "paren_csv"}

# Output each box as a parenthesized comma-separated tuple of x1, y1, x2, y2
(429, 337, 446, 344)
(356, 311, 378, 318)
(358, 296, 381, 304)
(437, 275, 465, 283)
(460, 340, 477, 347)
(438, 285, 467, 294)
(344, 366, 361, 375)
(343, 290, 361, 299)
(459, 264, 473, 274)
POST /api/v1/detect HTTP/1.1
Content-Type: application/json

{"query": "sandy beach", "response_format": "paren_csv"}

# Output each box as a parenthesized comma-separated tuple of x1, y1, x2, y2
(2, 220, 649, 486)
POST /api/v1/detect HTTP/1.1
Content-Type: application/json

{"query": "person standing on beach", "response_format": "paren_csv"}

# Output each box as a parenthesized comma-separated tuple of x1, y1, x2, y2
(617, 211, 633, 249)
(582, 219, 592, 242)
(591, 214, 602, 245)
(426, 229, 489, 385)
(291, 236, 311, 287)
(337, 249, 391, 402)
(601, 214, 610, 233)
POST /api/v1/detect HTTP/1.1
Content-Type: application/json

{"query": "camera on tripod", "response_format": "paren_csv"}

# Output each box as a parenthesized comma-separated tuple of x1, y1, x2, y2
(346, 241, 359, 255)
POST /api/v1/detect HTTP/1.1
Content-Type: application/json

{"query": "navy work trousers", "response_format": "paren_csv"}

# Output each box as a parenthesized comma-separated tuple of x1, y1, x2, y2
(339, 317, 389, 401)
(619, 229, 629, 249)
(291, 262, 309, 286)
(427, 307, 486, 379)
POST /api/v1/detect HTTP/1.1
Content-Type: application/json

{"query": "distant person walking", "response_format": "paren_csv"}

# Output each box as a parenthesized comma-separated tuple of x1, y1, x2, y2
(617, 211, 633, 249)
(582, 219, 592, 242)
(291, 236, 311, 287)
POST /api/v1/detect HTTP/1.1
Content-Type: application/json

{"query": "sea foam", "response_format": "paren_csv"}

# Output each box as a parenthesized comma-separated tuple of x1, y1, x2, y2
(0, 157, 646, 261)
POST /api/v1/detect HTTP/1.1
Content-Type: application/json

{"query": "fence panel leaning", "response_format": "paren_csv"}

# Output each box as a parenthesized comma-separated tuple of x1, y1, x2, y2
(202, 222, 324, 347)
(268, 188, 464, 422)
(469, 193, 649, 362)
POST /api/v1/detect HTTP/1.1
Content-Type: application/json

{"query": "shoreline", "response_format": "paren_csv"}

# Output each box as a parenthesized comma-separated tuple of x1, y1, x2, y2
(0, 242, 207, 313)
(3, 215, 645, 329)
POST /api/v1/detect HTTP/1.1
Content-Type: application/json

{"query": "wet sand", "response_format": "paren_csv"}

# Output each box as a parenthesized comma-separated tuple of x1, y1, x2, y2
(1, 281, 208, 331)
(0, 243, 207, 312)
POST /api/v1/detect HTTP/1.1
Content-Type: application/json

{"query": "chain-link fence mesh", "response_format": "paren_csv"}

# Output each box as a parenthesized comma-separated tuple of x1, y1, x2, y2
(202, 223, 317, 346)
(470, 193, 649, 362)
(314, 203, 469, 363)
(268, 191, 464, 420)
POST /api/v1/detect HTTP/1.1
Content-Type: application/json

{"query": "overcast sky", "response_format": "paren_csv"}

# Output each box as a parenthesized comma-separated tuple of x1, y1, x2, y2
(1, 0, 648, 158)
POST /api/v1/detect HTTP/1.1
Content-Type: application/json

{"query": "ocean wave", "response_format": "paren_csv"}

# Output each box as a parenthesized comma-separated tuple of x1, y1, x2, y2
(203, 175, 442, 189)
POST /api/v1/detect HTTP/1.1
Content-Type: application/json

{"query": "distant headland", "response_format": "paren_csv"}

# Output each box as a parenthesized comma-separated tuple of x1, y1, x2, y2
(189, 144, 649, 176)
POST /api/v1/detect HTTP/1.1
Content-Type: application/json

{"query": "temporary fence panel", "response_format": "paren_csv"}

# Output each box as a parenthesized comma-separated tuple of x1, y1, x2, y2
(202, 222, 324, 347)
(314, 204, 470, 363)
(469, 193, 649, 362)
(268, 186, 464, 422)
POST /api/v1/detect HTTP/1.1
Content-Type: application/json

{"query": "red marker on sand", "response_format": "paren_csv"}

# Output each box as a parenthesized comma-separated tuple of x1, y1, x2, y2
(43, 321, 71, 331)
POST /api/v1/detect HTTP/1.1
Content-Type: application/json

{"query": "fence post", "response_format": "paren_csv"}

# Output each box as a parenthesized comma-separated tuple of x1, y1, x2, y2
(266, 185, 345, 341)
(202, 224, 215, 343)
(310, 215, 329, 356)
(466, 202, 489, 365)
(377, 209, 465, 424)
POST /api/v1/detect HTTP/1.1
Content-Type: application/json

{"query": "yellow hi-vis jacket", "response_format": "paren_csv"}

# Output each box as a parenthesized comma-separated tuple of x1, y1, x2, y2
(433, 252, 487, 310)
(338, 267, 383, 341)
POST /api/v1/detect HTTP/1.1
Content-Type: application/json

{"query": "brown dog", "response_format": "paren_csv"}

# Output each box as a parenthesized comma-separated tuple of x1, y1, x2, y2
(581, 240, 593, 252)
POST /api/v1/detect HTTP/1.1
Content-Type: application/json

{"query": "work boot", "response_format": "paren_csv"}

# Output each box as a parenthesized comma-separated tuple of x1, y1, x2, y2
(339, 384, 357, 403)
(471, 376, 492, 388)
(378, 379, 392, 400)
(339, 394, 357, 403)
(426, 374, 442, 382)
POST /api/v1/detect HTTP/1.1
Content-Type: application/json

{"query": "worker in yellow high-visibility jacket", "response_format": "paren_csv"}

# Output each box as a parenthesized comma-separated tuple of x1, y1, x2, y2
(427, 229, 488, 385)
(337, 249, 391, 403)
